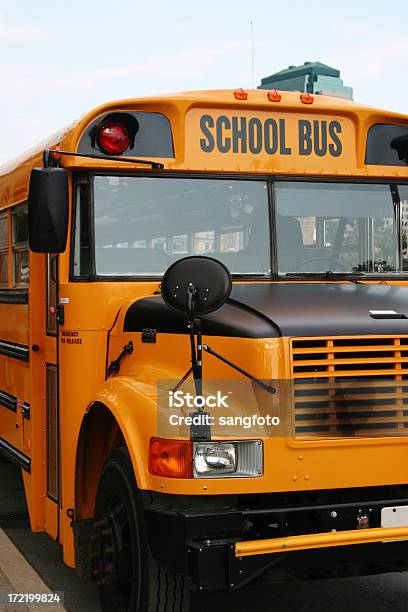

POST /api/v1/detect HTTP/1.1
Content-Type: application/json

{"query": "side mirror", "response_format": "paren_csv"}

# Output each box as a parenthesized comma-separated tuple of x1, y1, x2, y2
(28, 167, 69, 253)
(161, 256, 232, 315)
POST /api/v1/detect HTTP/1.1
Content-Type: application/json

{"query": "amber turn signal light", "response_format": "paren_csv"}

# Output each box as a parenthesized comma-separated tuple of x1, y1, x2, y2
(149, 437, 193, 478)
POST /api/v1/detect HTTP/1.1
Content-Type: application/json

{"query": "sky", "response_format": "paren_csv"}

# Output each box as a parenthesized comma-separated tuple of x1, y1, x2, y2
(0, 0, 407, 164)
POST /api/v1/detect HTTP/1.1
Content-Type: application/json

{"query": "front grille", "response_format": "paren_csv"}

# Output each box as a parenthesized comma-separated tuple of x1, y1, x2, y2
(291, 336, 408, 438)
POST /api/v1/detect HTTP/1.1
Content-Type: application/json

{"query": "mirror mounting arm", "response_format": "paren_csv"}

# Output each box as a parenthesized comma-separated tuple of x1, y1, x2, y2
(161, 256, 233, 442)
(203, 344, 276, 395)
(43, 147, 164, 169)
(186, 283, 203, 397)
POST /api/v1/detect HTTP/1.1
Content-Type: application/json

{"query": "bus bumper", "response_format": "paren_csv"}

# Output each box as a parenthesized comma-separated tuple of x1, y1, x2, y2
(185, 527, 408, 590)
(143, 490, 408, 590)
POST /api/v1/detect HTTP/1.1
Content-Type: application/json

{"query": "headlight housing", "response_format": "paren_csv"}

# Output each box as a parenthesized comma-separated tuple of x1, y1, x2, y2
(193, 440, 263, 478)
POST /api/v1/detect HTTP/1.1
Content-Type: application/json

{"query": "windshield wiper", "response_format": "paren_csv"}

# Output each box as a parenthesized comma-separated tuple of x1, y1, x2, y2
(323, 271, 363, 284)
(283, 272, 364, 284)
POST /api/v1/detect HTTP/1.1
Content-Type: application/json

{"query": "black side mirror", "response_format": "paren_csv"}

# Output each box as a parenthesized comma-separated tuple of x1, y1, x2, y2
(161, 256, 232, 441)
(28, 167, 69, 253)
(161, 256, 232, 316)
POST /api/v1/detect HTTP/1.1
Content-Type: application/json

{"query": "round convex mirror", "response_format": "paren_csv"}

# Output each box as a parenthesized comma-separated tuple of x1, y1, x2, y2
(161, 256, 232, 315)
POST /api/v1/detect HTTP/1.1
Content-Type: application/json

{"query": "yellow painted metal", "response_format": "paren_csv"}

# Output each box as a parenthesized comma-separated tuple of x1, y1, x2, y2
(235, 526, 408, 557)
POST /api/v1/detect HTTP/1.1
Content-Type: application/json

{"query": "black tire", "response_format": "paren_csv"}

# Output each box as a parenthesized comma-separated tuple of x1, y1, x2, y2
(93, 447, 190, 612)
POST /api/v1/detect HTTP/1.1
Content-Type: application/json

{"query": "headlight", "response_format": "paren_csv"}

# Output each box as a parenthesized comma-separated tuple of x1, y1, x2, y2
(193, 440, 263, 478)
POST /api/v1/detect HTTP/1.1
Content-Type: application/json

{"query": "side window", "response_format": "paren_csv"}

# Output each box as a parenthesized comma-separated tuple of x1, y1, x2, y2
(275, 182, 395, 274)
(0, 211, 8, 286)
(12, 204, 29, 286)
(46, 255, 58, 335)
(73, 181, 91, 277)
(46, 364, 59, 501)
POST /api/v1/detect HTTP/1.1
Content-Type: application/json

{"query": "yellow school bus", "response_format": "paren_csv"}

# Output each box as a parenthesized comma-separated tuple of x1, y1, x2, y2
(1, 87, 408, 611)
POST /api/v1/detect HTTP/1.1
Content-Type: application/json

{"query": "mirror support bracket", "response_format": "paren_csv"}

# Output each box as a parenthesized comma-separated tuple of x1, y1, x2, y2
(202, 344, 276, 395)
(161, 256, 277, 441)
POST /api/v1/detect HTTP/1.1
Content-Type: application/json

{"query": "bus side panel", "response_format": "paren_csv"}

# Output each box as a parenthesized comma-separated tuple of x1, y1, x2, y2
(59, 329, 109, 566)
(27, 251, 50, 533)
(0, 303, 30, 450)
(0, 303, 29, 344)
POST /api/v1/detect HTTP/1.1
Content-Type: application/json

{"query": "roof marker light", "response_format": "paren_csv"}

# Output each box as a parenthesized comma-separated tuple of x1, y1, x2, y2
(300, 92, 314, 104)
(97, 121, 130, 155)
(234, 88, 248, 100)
(268, 90, 281, 102)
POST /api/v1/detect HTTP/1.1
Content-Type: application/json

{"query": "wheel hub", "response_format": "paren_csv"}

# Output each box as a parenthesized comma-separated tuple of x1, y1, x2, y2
(91, 500, 133, 593)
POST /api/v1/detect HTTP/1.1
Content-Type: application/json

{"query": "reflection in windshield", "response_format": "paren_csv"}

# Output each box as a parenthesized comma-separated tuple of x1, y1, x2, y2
(399, 185, 408, 272)
(92, 176, 271, 276)
(83, 178, 408, 278)
(275, 182, 397, 274)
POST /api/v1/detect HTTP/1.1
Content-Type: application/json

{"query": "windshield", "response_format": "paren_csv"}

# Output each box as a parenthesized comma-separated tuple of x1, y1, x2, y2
(275, 182, 397, 274)
(77, 176, 408, 279)
(92, 176, 271, 276)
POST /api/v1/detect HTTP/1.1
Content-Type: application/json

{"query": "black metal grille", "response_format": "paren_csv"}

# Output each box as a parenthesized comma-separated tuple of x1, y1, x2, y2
(291, 336, 408, 438)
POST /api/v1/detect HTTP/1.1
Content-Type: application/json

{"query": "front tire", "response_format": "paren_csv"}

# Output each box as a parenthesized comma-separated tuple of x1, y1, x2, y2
(93, 447, 190, 612)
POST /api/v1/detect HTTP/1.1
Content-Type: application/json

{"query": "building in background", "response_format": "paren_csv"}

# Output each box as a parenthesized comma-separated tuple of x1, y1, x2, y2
(259, 61, 353, 100)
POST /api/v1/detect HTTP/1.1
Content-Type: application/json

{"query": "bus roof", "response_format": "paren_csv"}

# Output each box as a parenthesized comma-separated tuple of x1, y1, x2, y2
(1, 89, 408, 206)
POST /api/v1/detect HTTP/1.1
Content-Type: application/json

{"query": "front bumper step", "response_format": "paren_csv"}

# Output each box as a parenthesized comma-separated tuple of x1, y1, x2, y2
(235, 525, 408, 557)
(188, 526, 408, 590)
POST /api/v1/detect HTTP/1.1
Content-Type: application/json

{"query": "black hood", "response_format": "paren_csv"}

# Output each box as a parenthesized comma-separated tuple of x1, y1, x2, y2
(124, 283, 408, 338)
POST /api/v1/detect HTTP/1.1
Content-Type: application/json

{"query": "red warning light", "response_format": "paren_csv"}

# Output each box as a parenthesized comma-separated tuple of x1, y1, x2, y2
(97, 122, 130, 155)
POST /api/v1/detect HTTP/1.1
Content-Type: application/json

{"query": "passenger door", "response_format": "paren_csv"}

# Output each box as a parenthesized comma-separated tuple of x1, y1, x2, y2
(29, 252, 60, 539)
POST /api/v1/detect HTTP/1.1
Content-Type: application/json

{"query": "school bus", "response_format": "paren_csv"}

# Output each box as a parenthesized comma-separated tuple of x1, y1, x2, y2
(1, 87, 408, 611)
